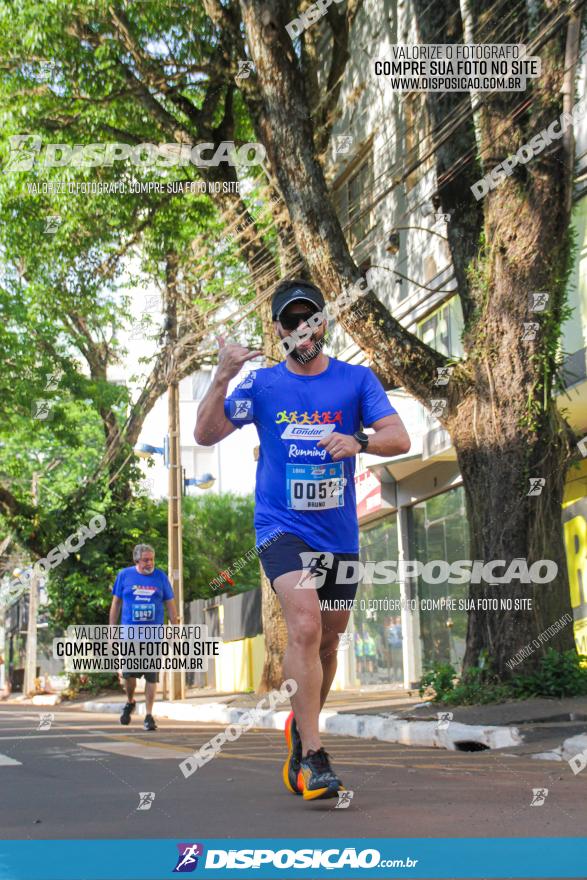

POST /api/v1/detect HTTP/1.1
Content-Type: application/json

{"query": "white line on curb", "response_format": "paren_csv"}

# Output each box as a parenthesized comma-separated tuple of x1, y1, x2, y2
(82, 700, 522, 751)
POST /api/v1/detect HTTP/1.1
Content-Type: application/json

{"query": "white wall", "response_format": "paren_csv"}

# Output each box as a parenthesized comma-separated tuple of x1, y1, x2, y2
(136, 368, 258, 499)
(323, 0, 459, 364)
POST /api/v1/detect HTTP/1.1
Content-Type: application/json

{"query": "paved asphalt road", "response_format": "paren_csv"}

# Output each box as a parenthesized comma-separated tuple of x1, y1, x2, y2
(0, 703, 585, 844)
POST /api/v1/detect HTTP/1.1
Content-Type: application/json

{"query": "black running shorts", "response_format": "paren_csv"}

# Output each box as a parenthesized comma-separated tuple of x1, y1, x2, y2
(259, 531, 360, 603)
(122, 670, 159, 684)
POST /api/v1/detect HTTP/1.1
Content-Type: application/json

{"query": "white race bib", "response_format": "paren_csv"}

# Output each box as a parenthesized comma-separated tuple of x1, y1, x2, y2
(286, 462, 345, 511)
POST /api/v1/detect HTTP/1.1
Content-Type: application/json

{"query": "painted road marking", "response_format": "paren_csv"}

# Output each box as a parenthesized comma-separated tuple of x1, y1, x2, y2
(0, 752, 21, 766)
(77, 738, 193, 760)
(0, 731, 111, 738)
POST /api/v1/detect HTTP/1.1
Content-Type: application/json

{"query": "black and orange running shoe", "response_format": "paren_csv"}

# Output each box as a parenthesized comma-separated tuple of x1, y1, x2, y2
(297, 747, 344, 800)
(282, 711, 302, 795)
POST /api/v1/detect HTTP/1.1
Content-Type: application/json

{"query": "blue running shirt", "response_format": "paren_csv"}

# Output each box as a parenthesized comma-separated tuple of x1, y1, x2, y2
(224, 358, 396, 552)
(111, 567, 174, 626)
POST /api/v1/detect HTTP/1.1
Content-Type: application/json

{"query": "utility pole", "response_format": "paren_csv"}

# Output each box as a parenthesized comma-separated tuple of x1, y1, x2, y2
(23, 472, 39, 697)
(167, 380, 185, 700)
(165, 254, 185, 701)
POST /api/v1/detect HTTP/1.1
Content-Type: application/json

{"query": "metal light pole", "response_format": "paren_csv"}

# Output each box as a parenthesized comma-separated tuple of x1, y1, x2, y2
(23, 472, 39, 697)
(134, 430, 215, 702)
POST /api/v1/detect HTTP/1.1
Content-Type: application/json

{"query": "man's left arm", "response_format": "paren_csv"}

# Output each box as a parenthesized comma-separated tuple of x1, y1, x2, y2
(165, 599, 179, 625)
(359, 413, 411, 457)
(161, 572, 179, 624)
(317, 368, 410, 461)
(318, 414, 410, 460)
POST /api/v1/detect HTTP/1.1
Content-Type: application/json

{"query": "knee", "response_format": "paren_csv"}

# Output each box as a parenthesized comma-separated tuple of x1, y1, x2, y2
(289, 617, 322, 652)
(319, 630, 340, 659)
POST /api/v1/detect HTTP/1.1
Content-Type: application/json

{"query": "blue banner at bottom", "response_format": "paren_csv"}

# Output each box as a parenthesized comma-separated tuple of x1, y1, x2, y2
(0, 837, 586, 879)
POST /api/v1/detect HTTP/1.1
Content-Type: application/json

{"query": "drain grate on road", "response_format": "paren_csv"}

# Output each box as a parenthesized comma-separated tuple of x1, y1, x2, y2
(453, 740, 490, 752)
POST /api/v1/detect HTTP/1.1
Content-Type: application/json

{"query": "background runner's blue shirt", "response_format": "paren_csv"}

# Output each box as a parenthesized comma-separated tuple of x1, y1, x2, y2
(111, 567, 174, 625)
(224, 358, 396, 553)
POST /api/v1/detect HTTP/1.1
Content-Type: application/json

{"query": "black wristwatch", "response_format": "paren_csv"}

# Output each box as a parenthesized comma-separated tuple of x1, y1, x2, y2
(353, 430, 369, 453)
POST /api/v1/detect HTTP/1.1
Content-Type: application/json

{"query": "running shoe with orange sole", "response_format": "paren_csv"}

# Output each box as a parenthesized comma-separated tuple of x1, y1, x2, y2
(282, 710, 302, 795)
(297, 747, 344, 800)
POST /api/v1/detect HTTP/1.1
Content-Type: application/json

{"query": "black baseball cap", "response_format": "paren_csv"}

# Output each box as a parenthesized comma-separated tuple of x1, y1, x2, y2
(271, 279, 326, 321)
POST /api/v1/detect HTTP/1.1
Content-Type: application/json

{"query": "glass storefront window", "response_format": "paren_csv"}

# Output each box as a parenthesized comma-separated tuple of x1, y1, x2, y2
(353, 514, 404, 687)
(332, 148, 374, 262)
(411, 486, 470, 671)
(417, 297, 464, 358)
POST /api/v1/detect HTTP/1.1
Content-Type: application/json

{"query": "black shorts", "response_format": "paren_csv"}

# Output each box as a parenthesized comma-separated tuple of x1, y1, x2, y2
(121, 638, 161, 683)
(122, 670, 159, 684)
(259, 531, 359, 603)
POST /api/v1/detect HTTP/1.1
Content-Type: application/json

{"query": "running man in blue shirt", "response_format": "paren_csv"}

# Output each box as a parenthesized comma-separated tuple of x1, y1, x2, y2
(195, 279, 410, 799)
(109, 543, 178, 731)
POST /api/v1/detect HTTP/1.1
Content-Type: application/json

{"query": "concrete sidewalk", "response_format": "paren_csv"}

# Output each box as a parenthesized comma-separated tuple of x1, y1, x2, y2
(7, 684, 586, 759)
(77, 687, 587, 758)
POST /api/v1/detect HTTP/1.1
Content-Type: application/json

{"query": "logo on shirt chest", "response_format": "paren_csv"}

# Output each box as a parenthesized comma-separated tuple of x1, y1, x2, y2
(280, 423, 335, 440)
(275, 409, 343, 427)
(132, 585, 157, 602)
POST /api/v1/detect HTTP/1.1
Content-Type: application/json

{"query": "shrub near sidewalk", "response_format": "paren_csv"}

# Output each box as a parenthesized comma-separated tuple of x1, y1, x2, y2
(510, 649, 587, 699)
(62, 673, 121, 700)
(420, 650, 587, 705)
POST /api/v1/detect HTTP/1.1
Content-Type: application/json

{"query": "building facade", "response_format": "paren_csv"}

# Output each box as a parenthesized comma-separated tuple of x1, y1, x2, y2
(319, 0, 587, 688)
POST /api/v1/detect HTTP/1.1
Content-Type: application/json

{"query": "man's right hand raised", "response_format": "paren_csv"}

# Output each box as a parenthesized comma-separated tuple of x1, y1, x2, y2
(195, 338, 264, 446)
(216, 336, 263, 383)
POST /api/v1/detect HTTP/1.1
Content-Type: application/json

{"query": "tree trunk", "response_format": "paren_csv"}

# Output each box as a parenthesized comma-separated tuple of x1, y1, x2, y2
(448, 0, 579, 671)
(413, 0, 483, 324)
(238, 0, 443, 386)
(450, 178, 577, 672)
(456, 422, 575, 675)
(257, 564, 289, 693)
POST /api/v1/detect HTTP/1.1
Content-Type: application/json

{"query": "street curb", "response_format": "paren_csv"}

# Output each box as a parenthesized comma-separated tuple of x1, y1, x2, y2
(82, 700, 522, 751)
(321, 710, 521, 750)
(531, 732, 587, 763)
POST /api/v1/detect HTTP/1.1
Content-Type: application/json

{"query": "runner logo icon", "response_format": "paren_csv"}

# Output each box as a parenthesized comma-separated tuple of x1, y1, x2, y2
(295, 552, 334, 589)
(230, 399, 253, 420)
(173, 843, 204, 872)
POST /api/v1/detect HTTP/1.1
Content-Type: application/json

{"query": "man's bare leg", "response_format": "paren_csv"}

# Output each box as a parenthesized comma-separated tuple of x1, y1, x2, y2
(145, 681, 156, 715)
(318, 608, 352, 708)
(273, 571, 323, 754)
(124, 676, 137, 704)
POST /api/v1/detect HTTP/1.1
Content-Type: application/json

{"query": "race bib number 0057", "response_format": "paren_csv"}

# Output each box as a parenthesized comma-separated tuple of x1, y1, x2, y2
(286, 462, 345, 511)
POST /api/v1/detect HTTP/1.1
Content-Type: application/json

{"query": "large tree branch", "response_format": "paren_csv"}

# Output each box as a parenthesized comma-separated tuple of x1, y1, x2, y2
(69, 7, 283, 296)
(239, 0, 449, 402)
(107, 5, 217, 132)
(309, 0, 364, 155)
(0, 488, 45, 558)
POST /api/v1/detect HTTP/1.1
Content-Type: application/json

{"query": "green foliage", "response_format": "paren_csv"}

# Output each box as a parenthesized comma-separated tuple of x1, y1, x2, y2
(63, 672, 121, 700)
(0, 0, 271, 575)
(449, 666, 513, 705)
(510, 649, 587, 699)
(420, 650, 587, 705)
(420, 662, 457, 701)
(420, 661, 518, 705)
(181, 493, 259, 600)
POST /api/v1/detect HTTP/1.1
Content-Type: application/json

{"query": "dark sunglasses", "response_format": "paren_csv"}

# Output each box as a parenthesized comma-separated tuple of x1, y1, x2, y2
(279, 309, 320, 331)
